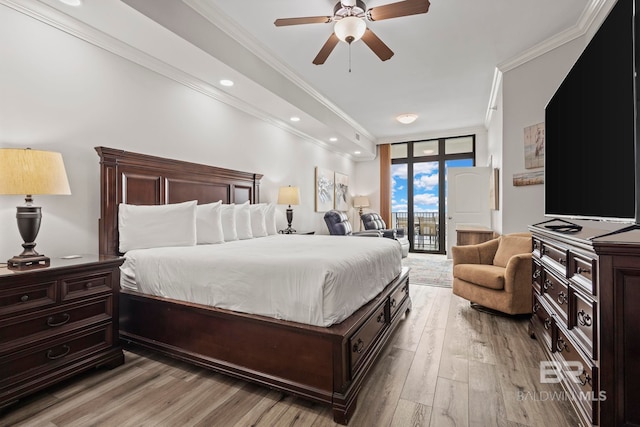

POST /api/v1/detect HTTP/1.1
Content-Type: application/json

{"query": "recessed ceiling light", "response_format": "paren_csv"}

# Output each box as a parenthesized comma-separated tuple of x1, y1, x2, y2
(354, 151, 361, 155)
(396, 113, 418, 124)
(58, 0, 82, 5)
(290, 116, 300, 122)
(329, 137, 338, 142)
(219, 79, 234, 87)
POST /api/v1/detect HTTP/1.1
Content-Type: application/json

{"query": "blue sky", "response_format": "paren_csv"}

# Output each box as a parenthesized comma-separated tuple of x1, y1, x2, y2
(391, 159, 473, 213)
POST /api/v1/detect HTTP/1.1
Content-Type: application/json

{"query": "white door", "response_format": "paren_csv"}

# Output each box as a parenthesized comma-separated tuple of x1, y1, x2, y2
(446, 167, 491, 257)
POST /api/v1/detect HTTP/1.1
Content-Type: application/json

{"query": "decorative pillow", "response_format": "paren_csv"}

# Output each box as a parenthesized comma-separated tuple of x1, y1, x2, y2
(118, 200, 197, 253)
(235, 200, 253, 240)
(220, 203, 237, 241)
(493, 234, 532, 268)
(264, 203, 278, 235)
(250, 203, 268, 238)
(196, 201, 224, 244)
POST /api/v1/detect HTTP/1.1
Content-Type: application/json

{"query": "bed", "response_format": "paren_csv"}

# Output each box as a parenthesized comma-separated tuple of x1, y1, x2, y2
(96, 147, 411, 424)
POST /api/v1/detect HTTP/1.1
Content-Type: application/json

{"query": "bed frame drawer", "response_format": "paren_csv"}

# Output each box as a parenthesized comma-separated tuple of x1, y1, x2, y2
(349, 306, 387, 373)
(389, 282, 409, 319)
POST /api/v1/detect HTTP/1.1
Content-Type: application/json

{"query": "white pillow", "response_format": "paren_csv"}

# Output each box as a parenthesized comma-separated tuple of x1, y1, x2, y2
(220, 203, 237, 241)
(235, 201, 253, 240)
(196, 201, 224, 244)
(265, 203, 278, 235)
(250, 203, 268, 238)
(118, 200, 197, 253)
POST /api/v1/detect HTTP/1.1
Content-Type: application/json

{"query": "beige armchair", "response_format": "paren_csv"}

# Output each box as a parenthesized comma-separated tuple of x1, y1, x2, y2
(451, 233, 532, 315)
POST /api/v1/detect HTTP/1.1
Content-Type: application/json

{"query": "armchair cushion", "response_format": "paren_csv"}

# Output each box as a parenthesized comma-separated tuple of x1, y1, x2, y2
(453, 264, 505, 290)
(493, 234, 532, 268)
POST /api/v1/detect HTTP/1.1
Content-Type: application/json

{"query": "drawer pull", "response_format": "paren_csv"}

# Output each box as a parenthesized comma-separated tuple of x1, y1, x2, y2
(46, 345, 70, 360)
(20, 295, 29, 302)
(558, 257, 566, 265)
(85, 282, 94, 289)
(577, 310, 592, 327)
(556, 337, 568, 353)
(390, 298, 397, 309)
(47, 313, 71, 327)
(377, 313, 385, 323)
(557, 291, 568, 305)
(352, 339, 365, 354)
(543, 279, 554, 291)
(533, 302, 540, 313)
(533, 270, 541, 279)
(540, 247, 546, 255)
(578, 370, 592, 387)
(544, 318, 552, 330)
(576, 266, 591, 275)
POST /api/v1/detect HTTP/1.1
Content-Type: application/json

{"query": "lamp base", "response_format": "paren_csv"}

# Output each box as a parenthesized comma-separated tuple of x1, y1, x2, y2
(7, 254, 50, 270)
(278, 226, 297, 234)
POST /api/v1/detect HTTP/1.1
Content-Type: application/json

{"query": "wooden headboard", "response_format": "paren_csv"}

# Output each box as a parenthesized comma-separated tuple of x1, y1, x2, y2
(96, 147, 263, 256)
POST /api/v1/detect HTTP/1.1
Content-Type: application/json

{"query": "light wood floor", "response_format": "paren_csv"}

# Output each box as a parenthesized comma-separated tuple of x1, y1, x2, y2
(1, 286, 582, 427)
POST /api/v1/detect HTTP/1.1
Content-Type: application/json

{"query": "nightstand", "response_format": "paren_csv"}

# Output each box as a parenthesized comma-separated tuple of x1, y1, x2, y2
(0, 255, 125, 409)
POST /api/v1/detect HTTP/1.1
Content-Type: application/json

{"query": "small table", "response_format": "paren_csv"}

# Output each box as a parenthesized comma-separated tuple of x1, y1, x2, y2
(456, 225, 496, 246)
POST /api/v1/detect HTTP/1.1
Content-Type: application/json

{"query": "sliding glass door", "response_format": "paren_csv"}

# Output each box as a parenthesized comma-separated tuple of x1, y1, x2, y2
(391, 136, 475, 254)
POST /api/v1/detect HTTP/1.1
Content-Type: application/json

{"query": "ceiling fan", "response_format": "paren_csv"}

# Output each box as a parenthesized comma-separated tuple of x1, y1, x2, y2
(274, 0, 430, 65)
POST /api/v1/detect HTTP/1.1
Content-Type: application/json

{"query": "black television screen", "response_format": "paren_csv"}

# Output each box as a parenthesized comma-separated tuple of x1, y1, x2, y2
(544, 0, 639, 222)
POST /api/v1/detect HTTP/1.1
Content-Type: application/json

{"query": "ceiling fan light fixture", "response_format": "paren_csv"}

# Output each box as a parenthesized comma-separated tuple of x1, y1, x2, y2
(396, 113, 418, 124)
(334, 17, 366, 43)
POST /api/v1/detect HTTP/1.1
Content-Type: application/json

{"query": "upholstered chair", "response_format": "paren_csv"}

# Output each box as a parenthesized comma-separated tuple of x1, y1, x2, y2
(451, 233, 532, 315)
(361, 212, 410, 258)
(324, 210, 382, 237)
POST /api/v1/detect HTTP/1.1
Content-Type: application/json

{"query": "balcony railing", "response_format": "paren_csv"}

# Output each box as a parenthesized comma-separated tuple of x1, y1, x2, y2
(392, 211, 440, 251)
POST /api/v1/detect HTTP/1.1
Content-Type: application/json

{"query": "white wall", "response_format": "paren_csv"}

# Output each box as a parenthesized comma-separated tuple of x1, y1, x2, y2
(499, 37, 585, 233)
(0, 5, 355, 259)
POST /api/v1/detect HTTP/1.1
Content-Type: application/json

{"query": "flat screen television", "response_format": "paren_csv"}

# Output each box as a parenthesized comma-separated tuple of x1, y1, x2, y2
(544, 0, 640, 223)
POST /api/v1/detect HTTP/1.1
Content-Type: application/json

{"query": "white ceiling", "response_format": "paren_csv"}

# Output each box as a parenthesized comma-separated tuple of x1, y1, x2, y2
(27, 0, 605, 159)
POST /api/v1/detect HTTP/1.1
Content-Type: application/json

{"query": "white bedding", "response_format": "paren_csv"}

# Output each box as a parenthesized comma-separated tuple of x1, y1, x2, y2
(120, 235, 402, 327)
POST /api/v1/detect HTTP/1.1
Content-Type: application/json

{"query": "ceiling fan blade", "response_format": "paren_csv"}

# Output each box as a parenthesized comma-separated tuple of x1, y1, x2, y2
(361, 28, 394, 61)
(313, 33, 340, 65)
(367, 0, 430, 21)
(274, 16, 332, 26)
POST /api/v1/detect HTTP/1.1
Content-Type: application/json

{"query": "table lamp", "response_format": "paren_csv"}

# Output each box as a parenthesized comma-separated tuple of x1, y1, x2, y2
(0, 148, 71, 270)
(277, 185, 300, 234)
(353, 196, 370, 231)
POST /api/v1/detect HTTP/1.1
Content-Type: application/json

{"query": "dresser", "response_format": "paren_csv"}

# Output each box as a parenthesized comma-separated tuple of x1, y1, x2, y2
(0, 256, 124, 408)
(529, 221, 640, 427)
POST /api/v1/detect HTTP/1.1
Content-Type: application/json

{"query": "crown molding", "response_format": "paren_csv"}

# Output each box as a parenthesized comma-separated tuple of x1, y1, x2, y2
(184, 0, 377, 144)
(0, 0, 358, 159)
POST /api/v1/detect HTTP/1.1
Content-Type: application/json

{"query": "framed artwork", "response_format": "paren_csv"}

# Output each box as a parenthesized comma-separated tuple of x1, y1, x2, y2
(524, 122, 545, 169)
(315, 167, 334, 212)
(334, 172, 349, 211)
(513, 170, 544, 186)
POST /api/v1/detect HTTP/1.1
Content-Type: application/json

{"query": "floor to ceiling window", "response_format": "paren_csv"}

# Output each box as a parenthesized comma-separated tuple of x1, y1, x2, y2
(391, 136, 475, 253)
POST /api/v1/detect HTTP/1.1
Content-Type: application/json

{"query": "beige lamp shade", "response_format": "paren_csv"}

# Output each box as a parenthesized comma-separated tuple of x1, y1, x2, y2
(0, 148, 71, 195)
(353, 196, 370, 208)
(277, 186, 300, 206)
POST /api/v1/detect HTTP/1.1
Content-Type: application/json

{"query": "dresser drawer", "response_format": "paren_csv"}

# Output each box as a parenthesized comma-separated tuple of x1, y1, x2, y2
(0, 281, 57, 318)
(0, 295, 112, 350)
(61, 271, 113, 301)
(532, 293, 554, 352)
(541, 241, 568, 276)
(554, 327, 597, 423)
(569, 253, 597, 296)
(0, 324, 113, 385)
(350, 305, 387, 373)
(389, 282, 409, 319)
(569, 288, 597, 360)
(532, 260, 543, 294)
(542, 271, 569, 325)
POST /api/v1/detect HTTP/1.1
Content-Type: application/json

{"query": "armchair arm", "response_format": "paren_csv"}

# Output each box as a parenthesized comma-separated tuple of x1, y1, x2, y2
(381, 229, 397, 239)
(353, 230, 384, 237)
(503, 253, 533, 294)
(394, 228, 406, 238)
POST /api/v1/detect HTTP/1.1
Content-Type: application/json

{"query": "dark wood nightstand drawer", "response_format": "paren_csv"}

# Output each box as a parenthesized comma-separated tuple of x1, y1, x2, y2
(0, 324, 113, 385)
(0, 295, 112, 350)
(61, 271, 113, 301)
(350, 305, 387, 373)
(0, 280, 57, 318)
